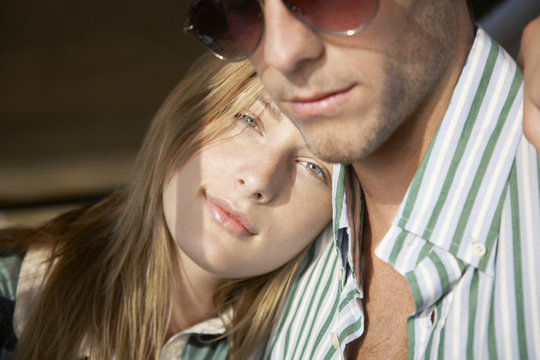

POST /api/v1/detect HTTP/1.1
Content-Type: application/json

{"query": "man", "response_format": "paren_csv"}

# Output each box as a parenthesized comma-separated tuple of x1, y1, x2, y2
(521, 18, 540, 153)
(184, 1, 540, 358)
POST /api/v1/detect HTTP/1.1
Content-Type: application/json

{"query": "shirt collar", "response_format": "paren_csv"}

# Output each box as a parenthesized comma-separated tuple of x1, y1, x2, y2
(160, 312, 229, 359)
(332, 164, 360, 273)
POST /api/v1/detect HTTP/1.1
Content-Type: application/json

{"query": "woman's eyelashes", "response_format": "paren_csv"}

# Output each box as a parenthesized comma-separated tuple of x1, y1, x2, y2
(298, 160, 329, 184)
(235, 111, 329, 185)
(236, 113, 262, 134)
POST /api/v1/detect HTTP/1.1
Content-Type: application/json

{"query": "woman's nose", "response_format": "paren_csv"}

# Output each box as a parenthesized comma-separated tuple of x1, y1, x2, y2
(236, 154, 286, 203)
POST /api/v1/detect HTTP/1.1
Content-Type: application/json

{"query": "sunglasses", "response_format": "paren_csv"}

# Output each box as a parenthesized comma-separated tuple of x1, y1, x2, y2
(184, 0, 379, 61)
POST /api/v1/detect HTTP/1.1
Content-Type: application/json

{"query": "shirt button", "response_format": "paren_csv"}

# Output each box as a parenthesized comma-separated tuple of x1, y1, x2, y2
(471, 242, 487, 257)
(331, 332, 340, 349)
(338, 269, 344, 281)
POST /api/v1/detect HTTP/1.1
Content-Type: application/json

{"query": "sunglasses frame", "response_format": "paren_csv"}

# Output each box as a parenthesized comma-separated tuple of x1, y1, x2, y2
(184, 0, 380, 61)
(184, 1, 264, 62)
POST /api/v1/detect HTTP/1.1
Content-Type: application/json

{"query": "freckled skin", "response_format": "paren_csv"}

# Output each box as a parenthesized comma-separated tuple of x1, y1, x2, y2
(162, 99, 332, 279)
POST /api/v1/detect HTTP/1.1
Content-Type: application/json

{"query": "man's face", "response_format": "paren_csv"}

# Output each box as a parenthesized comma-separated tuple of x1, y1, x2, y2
(249, 0, 461, 163)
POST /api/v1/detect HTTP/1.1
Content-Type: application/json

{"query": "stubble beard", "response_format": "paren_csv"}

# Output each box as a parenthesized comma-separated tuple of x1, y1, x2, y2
(298, 104, 398, 164)
(302, 4, 456, 165)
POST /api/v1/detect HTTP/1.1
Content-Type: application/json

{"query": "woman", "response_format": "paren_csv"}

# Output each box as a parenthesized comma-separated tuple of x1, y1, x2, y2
(0, 54, 333, 359)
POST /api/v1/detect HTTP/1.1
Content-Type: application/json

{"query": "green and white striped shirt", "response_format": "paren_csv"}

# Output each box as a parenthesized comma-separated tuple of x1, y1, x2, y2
(258, 28, 540, 359)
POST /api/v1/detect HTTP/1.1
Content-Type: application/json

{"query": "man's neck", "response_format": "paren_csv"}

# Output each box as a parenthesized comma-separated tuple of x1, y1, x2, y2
(345, 7, 476, 360)
(351, 101, 442, 231)
(352, 27, 474, 239)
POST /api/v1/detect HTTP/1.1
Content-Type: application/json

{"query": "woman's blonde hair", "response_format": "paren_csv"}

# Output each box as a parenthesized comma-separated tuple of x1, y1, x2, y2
(4, 54, 307, 359)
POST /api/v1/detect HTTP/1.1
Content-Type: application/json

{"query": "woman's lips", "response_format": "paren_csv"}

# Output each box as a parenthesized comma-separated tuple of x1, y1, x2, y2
(205, 193, 258, 237)
(289, 86, 354, 118)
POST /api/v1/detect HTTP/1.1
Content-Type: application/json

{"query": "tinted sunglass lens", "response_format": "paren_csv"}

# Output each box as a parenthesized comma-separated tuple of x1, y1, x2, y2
(188, 0, 378, 61)
(189, 1, 241, 60)
(223, 0, 263, 56)
(286, 0, 378, 34)
(190, 0, 262, 60)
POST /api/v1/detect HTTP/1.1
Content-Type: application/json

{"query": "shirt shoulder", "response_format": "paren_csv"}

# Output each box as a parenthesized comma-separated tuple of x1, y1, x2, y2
(0, 250, 24, 302)
(0, 249, 25, 357)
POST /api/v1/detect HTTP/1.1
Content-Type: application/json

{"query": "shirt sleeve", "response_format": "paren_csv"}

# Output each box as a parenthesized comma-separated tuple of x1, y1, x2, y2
(0, 250, 24, 358)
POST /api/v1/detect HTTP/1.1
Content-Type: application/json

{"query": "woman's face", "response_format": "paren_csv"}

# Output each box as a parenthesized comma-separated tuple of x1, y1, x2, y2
(162, 96, 333, 279)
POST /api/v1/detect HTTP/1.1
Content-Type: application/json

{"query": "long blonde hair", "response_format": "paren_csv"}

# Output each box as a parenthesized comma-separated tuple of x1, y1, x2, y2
(3, 54, 308, 359)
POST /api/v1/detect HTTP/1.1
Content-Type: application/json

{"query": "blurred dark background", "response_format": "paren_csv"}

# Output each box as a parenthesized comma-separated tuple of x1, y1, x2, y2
(0, 0, 206, 225)
(1, 0, 539, 226)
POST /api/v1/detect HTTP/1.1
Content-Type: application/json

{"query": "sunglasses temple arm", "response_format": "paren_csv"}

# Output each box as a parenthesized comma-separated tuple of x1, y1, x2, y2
(183, 19, 194, 33)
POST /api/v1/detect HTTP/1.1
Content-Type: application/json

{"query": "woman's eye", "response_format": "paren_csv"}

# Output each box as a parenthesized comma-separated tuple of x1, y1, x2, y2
(238, 113, 259, 129)
(300, 161, 326, 181)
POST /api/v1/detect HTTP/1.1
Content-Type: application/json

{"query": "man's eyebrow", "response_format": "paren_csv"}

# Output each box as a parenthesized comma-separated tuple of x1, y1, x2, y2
(258, 97, 283, 121)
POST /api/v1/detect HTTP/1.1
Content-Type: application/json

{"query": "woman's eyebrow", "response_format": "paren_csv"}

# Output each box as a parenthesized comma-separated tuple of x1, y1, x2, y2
(258, 97, 283, 121)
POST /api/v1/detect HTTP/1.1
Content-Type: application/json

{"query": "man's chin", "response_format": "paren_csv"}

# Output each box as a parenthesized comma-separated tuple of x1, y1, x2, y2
(305, 136, 375, 164)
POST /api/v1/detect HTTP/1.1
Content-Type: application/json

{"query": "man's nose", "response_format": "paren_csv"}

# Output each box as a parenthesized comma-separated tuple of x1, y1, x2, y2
(259, 0, 324, 73)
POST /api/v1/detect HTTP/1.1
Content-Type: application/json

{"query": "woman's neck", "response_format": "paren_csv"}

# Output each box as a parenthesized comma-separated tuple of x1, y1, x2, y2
(167, 247, 222, 338)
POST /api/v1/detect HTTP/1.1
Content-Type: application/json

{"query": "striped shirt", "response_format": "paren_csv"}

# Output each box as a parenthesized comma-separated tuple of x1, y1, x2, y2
(0, 248, 229, 360)
(257, 28, 540, 359)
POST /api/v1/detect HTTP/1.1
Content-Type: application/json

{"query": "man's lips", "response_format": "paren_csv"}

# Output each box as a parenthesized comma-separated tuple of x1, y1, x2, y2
(205, 193, 258, 237)
(288, 86, 354, 118)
